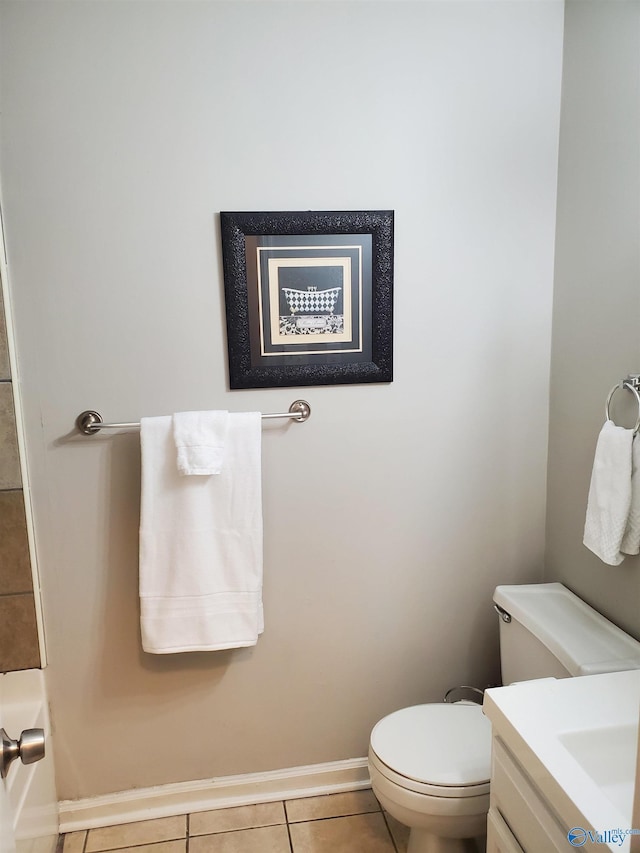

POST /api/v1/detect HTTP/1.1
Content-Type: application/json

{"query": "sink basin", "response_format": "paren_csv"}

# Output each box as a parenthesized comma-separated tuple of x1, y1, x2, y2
(559, 724, 637, 814)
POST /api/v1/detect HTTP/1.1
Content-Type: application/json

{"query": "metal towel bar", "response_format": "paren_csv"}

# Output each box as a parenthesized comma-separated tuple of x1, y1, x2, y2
(75, 400, 311, 435)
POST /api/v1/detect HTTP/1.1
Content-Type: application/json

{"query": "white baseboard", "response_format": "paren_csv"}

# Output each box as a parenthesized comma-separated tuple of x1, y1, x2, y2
(58, 757, 370, 833)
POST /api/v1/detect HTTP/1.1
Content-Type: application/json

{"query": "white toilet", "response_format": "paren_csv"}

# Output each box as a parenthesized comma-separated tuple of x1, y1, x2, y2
(368, 582, 640, 853)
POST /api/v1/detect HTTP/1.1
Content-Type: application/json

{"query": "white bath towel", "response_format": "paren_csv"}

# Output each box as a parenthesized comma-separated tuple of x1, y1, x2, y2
(621, 433, 640, 555)
(583, 420, 634, 566)
(139, 412, 263, 653)
(173, 410, 229, 475)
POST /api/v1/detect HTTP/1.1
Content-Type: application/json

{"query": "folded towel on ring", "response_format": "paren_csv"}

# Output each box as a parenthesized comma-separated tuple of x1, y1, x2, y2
(621, 433, 640, 555)
(583, 420, 634, 565)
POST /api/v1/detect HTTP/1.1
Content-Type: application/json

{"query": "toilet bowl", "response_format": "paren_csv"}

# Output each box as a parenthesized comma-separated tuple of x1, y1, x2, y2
(369, 702, 490, 853)
(368, 583, 640, 853)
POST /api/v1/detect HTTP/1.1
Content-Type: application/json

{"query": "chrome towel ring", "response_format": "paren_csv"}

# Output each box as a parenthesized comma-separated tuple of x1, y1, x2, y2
(605, 377, 640, 434)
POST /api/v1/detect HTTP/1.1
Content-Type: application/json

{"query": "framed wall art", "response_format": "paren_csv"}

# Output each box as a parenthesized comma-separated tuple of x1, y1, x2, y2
(220, 209, 394, 389)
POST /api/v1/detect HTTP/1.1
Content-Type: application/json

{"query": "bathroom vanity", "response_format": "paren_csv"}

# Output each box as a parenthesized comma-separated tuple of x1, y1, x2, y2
(483, 670, 640, 852)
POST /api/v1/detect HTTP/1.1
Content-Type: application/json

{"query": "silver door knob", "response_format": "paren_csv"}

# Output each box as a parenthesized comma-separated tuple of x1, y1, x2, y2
(0, 727, 45, 779)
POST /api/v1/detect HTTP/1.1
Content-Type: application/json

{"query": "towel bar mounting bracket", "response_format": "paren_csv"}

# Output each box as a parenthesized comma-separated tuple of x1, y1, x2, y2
(76, 411, 104, 435)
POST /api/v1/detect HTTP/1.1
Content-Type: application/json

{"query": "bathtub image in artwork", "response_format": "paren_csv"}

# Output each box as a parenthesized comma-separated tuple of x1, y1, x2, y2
(263, 252, 356, 350)
(278, 264, 345, 336)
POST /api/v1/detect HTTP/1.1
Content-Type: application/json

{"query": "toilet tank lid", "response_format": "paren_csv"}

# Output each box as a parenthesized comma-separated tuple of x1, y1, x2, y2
(493, 582, 640, 677)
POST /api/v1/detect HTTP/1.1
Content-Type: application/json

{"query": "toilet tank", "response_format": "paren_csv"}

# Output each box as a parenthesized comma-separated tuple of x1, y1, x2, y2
(494, 582, 640, 684)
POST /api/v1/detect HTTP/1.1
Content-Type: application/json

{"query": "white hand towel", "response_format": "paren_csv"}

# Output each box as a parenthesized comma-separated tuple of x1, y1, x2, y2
(173, 410, 229, 475)
(621, 433, 640, 555)
(583, 420, 634, 566)
(139, 412, 263, 653)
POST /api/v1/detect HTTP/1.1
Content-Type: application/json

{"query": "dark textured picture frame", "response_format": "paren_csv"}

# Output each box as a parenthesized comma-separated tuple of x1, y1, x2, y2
(220, 210, 394, 390)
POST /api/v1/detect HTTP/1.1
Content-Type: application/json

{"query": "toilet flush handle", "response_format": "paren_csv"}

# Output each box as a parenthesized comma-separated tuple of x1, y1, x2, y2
(493, 604, 511, 623)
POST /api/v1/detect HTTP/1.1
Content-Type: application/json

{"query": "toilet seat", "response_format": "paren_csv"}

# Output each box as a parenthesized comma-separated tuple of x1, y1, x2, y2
(369, 703, 491, 798)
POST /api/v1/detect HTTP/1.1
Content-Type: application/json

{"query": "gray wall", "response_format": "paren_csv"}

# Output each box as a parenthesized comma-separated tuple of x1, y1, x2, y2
(545, 0, 640, 637)
(0, 1, 563, 800)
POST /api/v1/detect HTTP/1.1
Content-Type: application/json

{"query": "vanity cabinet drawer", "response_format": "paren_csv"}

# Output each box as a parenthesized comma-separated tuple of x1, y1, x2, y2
(487, 808, 524, 852)
(491, 737, 568, 853)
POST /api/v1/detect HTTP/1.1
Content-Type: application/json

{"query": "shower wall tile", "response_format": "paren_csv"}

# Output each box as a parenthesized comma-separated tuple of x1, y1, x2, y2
(0, 295, 39, 673)
(0, 490, 32, 594)
(0, 382, 21, 489)
(0, 288, 9, 380)
(0, 593, 40, 671)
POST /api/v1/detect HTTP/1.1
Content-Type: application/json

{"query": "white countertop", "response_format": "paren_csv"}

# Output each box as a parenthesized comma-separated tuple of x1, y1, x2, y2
(484, 670, 640, 852)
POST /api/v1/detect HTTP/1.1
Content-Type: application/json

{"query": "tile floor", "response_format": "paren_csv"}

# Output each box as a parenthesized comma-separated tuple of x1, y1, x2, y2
(59, 790, 411, 853)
